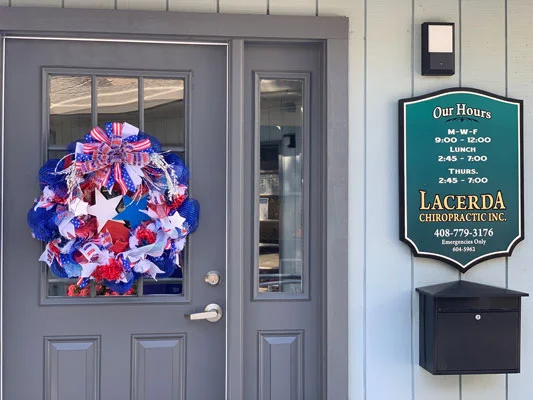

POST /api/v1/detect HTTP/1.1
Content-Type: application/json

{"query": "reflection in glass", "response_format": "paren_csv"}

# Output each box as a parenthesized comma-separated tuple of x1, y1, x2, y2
(144, 78, 185, 148)
(47, 150, 69, 160)
(257, 79, 304, 294)
(48, 279, 139, 298)
(97, 76, 139, 127)
(143, 278, 184, 296)
(48, 279, 79, 297)
(142, 252, 184, 295)
(49, 75, 92, 146)
(95, 282, 137, 297)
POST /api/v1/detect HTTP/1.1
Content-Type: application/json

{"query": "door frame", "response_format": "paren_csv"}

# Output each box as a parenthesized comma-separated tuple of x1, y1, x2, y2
(0, 7, 349, 400)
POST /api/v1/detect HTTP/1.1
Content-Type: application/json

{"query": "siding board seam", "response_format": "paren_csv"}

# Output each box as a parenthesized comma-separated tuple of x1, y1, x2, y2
(363, 0, 368, 398)
(505, 0, 509, 98)
(410, 1, 415, 399)
(458, 0, 462, 88)
(505, 2, 509, 397)
(459, 2, 462, 399)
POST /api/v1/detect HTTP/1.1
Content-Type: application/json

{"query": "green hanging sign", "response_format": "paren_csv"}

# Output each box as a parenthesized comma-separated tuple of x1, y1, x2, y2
(399, 88, 524, 272)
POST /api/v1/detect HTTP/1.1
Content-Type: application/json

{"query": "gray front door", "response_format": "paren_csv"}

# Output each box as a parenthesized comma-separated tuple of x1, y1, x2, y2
(3, 38, 226, 399)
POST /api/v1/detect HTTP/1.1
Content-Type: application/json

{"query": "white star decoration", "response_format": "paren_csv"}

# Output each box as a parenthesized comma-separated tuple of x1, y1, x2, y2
(68, 197, 90, 217)
(87, 190, 123, 232)
(161, 212, 186, 239)
(133, 259, 164, 280)
(168, 212, 186, 230)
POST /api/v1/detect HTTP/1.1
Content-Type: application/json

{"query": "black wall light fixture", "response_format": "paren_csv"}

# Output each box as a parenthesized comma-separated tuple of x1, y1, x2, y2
(422, 22, 455, 76)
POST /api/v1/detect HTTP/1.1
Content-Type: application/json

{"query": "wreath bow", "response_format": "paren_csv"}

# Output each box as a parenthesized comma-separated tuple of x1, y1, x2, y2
(75, 122, 152, 194)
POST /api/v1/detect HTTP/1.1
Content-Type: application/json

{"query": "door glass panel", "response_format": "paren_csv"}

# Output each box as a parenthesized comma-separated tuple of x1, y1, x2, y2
(257, 79, 304, 294)
(48, 279, 80, 297)
(46, 72, 188, 300)
(140, 251, 185, 296)
(97, 76, 139, 127)
(144, 78, 185, 148)
(49, 75, 92, 147)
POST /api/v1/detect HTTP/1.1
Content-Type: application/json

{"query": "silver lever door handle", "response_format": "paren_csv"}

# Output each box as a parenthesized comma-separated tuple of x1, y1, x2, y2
(185, 303, 223, 323)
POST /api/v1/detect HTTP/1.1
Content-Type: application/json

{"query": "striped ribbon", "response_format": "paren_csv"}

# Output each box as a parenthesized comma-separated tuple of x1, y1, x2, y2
(75, 123, 152, 194)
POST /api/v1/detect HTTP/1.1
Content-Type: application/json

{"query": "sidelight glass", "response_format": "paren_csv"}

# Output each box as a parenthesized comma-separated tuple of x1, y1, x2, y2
(257, 78, 304, 294)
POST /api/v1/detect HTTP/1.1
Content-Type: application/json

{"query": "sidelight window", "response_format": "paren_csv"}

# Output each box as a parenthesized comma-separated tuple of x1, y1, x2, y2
(255, 74, 310, 299)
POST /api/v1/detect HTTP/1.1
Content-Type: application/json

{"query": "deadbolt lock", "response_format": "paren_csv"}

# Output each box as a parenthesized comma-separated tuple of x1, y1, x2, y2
(204, 270, 221, 286)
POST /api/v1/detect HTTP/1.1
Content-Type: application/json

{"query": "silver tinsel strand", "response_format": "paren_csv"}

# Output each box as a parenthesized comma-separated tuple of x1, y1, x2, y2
(149, 153, 180, 200)
(55, 153, 83, 204)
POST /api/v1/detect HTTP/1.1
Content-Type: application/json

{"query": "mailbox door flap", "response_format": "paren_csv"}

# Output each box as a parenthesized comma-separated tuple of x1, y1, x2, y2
(436, 311, 519, 373)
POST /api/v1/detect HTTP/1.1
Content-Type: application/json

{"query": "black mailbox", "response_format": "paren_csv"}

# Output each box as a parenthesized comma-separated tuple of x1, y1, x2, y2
(417, 280, 528, 375)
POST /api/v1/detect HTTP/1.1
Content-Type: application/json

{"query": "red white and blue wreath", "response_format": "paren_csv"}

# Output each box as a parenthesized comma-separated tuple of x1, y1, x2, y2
(27, 122, 199, 296)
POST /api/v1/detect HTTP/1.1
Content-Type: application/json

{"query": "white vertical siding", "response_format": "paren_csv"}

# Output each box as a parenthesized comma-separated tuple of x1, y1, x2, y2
(412, 0, 461, 393)
(116, 0, 166, 10)
(269, 0, 315, 15)
(11, 0, 61, 6)
(219, 0, 266, 14)
(461, 0, 506, 94)
(64, 0, 114, 8)
(169, 0, 217, 13)
(460, 1, 507, 399)
(365, 1, 413, 399)
(508, 1, 533, 399)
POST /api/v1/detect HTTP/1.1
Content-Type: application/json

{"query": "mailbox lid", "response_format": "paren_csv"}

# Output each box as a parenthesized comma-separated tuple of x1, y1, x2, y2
(417, 280, 529, 299)
(437, 297, 520, 313)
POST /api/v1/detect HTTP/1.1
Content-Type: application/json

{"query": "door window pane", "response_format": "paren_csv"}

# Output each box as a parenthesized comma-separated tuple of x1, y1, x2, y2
(97, 76, 139, 127)
(144, 78, 185, 148)
(257, 79, 304, 294)
(139, 251, 184, 296)
(45, 72, 188, 300)
(49, 75, 92, 146)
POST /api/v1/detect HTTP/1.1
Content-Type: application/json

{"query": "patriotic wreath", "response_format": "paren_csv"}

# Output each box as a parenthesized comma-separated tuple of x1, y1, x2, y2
(27, 122, 199, 295)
